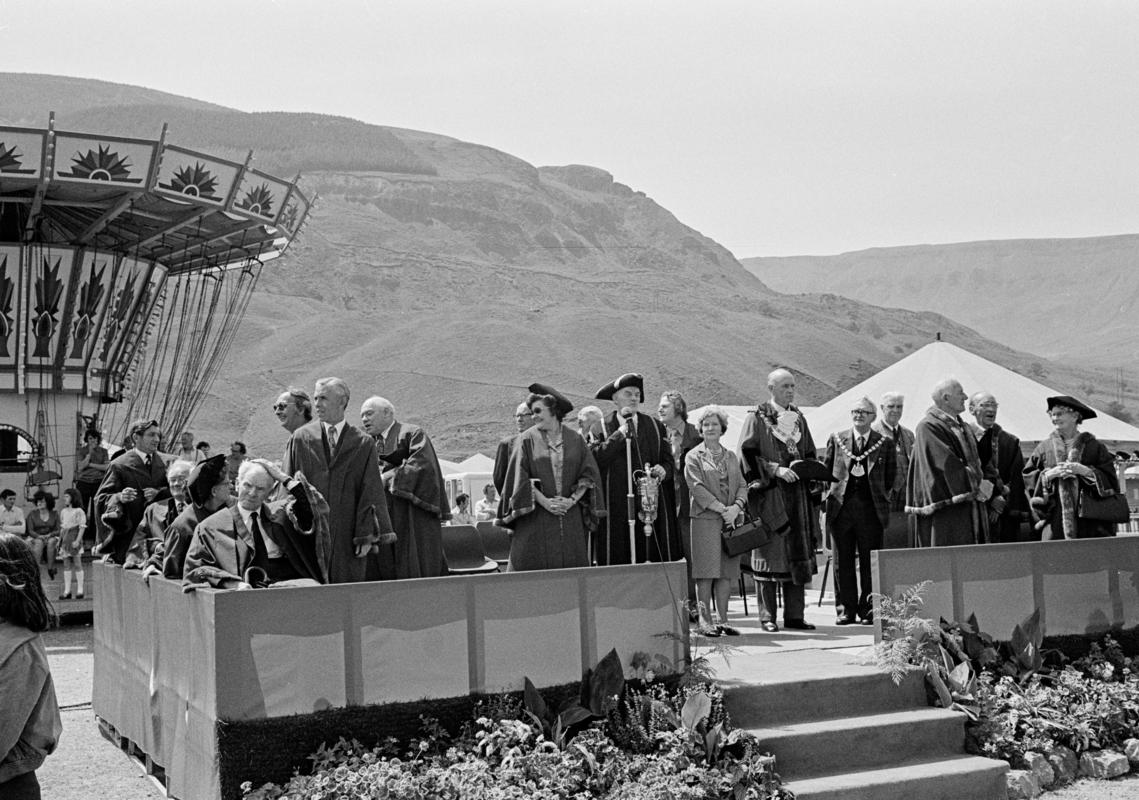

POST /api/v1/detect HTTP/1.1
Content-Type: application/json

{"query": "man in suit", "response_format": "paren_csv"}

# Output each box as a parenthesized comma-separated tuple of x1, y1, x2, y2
(823, 396, 896, 625)
(93, 418, 171, 564)
(968, 391, 1029, 543)
(492, 402, 534, 493)
(737, 368, 820, 632)
(872, 391, 915, 549)
(592, 373, 681, 566)
(183, 459, 324, 589)
(360, 396, 449, 578)
(282, 377, 393, 583)
(657, 390, 702, 613)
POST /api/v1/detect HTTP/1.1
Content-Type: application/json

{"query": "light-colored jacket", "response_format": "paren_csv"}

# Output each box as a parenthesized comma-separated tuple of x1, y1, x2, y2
(684, 443, 748, 520)
(0, 620, 61, 783)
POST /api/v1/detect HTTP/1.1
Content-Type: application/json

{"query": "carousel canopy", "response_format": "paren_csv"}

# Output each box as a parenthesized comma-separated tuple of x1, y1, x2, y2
(0, 117, 311, 270)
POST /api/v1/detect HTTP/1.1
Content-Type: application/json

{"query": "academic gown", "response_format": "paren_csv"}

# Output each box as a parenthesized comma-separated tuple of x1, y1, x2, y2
(92, 450, 171, 564)
(1024, 430, 1120, 540)
(591, 410, 682, 565)
(376, 421, 450, 578)
(906, 407, 992, 547)
(498, 425, 602, 571)
(976, 423, 1029, 543)
(283, 421, 392, 583)
(182, 482, 324, 589)
(492, 433, 517, 494)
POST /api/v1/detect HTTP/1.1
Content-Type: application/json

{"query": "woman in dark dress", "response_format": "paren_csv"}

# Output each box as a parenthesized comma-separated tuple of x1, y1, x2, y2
(498, 384, 603, 571)
(1024, 396, 1121, 540)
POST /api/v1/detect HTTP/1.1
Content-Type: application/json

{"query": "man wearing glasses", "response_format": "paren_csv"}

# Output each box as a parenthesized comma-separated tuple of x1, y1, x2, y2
(822, 397, 896, 624)
(493, 402, 535, 493)
(273, 388, 312, 434)
(968, 392, 1028, 542)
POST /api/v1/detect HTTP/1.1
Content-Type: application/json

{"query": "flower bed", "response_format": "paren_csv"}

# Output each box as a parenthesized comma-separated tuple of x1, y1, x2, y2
(242, 652, 792, 800)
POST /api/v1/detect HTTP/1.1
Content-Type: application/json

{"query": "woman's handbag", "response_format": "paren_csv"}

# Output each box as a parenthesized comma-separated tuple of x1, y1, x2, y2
(721, 510, 771, 557)
(1078, 487, 1130, 523)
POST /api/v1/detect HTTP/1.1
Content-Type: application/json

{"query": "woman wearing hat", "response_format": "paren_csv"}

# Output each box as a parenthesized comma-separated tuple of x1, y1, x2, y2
(1024, 396, 1121, 539)
(498, 384, 603, 571)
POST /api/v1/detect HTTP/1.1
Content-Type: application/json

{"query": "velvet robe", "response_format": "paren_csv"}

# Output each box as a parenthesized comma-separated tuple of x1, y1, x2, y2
(498, 425, 602, 571)
(906, 407, 991, 547)
(591, 410, 682, 565)
(376, 421, 450, 578)
(976, 423, 1029, 543)
(283, 421, 392, 583)
(1024, 431, 1120, 540)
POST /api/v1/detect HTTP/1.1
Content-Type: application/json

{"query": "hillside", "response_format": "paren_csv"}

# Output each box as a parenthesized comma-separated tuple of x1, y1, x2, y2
(3, 73, 1132, 459)
(742, 236, 1139, 371)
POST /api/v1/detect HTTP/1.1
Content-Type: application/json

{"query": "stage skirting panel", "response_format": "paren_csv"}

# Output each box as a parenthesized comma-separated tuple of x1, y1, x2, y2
(872, 538, 1139, 642)
(92, 561, 688, 800)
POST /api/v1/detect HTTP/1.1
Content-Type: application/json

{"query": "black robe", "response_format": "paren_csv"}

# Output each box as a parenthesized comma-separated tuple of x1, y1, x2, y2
(591, 410, 681, 565)
(376, 421, 450, 578)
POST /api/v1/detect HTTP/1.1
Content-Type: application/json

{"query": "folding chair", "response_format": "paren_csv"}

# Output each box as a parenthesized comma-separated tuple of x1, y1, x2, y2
(441, 525, 499, 574)
(476, 521, 511, 569)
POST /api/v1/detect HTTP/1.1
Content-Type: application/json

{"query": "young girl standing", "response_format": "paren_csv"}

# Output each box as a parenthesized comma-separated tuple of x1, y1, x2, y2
(0, 533, 62, 799)
(57, 489, 87, 600)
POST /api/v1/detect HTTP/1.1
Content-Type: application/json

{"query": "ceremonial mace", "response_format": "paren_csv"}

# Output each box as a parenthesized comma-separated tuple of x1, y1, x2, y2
(621, 408, 638, 564)
(634, 463, 662, 545)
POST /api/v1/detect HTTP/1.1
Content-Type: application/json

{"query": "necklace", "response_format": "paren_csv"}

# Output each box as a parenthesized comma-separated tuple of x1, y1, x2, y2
(836, 432, 885, 477)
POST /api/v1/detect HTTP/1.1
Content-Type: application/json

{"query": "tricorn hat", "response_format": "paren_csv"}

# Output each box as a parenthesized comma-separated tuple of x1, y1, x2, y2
(188, 454, 228, 505)
(595, 373, 644, 402)
(1046, 395, 1097, 422)
(528, 383, 573, 416)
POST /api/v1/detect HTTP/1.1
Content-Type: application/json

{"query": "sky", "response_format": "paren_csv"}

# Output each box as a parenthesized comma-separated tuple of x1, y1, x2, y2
(3, 1, 1139, 257)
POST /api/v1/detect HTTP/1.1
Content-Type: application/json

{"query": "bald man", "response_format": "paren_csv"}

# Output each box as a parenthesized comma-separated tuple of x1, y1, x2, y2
(493, 401, 534, 493)
(905, 378, 995, 547)
(737, 368, 820, 632)
(968, 391, 1029, 543)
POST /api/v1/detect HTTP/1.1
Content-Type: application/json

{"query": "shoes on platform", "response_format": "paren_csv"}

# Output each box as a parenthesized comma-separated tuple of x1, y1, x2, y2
(696, 625, 721, 638)
(48, 569, 57, 580)
(760, 621, 779, 633)
(717, 624, 740, 636)
(59, 592, 71, 600)
(76, 593, 85, 599)
(860, 613, 874, 625)
(836, 615, 858, 626)
(783, 619, 816, 631)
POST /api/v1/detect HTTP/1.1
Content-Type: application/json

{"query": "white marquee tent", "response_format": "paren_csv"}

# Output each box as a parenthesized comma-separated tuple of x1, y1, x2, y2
(805, 341, 1139, 446)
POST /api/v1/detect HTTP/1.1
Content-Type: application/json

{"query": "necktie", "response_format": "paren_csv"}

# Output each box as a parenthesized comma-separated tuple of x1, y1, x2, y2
(857, 436, 866, 453)
(250, 513, 268, 564)
(144, 454, 151, 470)
(327, 425, 338, 453)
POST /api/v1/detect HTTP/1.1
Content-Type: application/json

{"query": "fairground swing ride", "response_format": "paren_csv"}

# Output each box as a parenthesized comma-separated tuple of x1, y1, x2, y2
(0, 114, 312, 499)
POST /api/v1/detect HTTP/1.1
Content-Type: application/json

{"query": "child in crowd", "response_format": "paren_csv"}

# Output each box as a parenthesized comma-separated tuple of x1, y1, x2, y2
(57, 489, 87, 600)
(0, 533, 62, 799)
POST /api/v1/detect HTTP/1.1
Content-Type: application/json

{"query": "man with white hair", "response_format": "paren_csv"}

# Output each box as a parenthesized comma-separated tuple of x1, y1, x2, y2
(737, 368, 821, 632)
(872, 392, 915, 549)
(183, 459, 325, 589)
(360, 395, 449, 578)
(282, 377, 393, 582)
(123, 458, 194, 568)
(968, 391, 1028, 543)
(906, 378, 994, 547)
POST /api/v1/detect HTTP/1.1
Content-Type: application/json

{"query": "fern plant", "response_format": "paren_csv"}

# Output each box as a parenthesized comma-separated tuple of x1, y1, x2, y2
(870, 579, 939, 685)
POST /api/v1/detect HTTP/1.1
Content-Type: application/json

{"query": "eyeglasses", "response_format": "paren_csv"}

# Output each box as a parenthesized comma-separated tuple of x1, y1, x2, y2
(272, 403, 290, 411)
(514, 412, 532, 419)
(976, 403, 999, 410)
(851, 409, 872, 415)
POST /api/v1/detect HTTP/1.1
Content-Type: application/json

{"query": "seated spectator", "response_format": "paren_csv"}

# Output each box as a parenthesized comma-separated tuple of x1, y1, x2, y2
(57, 489, 87, 600)
(142, 455, 233, 581)
(450, 493, 475, 526)
(474, 484, 498, 522)
(0, 490, 25, 538)
(124, 460, 194, 569)
(183, 460, 327, 590)
(25, 492, 61, 582)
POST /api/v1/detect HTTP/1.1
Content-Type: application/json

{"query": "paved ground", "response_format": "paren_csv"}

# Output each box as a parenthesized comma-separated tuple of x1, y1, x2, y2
(34, 581, 1139, 799)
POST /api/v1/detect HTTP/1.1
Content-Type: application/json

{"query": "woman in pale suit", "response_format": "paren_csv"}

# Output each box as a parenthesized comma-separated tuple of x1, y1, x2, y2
(684, 406, 747, 637)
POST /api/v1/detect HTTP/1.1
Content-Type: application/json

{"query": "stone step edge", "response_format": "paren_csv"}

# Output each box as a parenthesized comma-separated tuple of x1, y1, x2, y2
(783, 754, 1009, 794)
(743, 706, 964, 739)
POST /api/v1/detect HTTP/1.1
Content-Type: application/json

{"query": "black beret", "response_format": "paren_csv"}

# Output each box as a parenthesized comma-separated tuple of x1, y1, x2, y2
(528, 383, 573, 416)
(188, 454, 228, 505)
(595, 373, 644, 402)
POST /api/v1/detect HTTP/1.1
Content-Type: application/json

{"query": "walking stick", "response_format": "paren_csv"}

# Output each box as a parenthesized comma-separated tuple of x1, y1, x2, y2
(622, 409, 637, 564)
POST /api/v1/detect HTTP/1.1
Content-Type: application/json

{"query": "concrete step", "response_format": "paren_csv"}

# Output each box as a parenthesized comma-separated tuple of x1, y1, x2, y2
(748, 707, 965, 778)
(723, 663, 926, 727)
(785, 755, 1008, 800)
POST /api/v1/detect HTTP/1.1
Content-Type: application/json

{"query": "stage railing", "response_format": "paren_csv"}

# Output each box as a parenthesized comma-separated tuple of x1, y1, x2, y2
(92, 561, 688, 800)
(872, 538, 1139, 642)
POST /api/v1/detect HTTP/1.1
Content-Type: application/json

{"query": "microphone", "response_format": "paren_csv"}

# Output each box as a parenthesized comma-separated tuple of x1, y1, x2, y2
(619, 408, 635, 420)
(619, 407, 634, 436)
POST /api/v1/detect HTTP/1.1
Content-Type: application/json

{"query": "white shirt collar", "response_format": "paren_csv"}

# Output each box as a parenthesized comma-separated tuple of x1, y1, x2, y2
(134, 448, 153, 462)
(770, 400, 790, 413)
(380, 421, 396, 440)
(325, 419, 346, 438)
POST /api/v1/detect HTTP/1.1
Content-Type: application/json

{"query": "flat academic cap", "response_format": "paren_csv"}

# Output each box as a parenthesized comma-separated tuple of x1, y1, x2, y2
(1046, 395, 1097, 421)
(188, 454, 228, 505)
(595, 373, 644, 402)
(528, 383, 573, 416)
